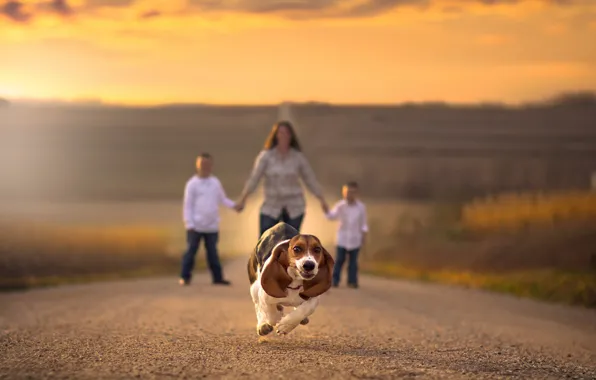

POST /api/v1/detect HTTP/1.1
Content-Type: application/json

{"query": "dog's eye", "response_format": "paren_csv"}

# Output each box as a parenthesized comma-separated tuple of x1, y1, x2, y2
(313, 247, 322, 254)
(293, 246, 302, 252)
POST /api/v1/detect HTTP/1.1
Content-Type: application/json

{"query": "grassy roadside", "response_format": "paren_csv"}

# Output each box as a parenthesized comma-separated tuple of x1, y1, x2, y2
(362, 262, 596, 308)
(0, 221, 214, 292)
(0, 262, 191, 291)
(359, 201, 596, 309)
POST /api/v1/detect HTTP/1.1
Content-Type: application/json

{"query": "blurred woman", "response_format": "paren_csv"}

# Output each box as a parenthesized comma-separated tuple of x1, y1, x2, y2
(236, 120, 328, 236)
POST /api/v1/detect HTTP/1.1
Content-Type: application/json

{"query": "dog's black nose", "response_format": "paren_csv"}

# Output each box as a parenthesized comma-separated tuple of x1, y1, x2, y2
(303, 261, 315, 271)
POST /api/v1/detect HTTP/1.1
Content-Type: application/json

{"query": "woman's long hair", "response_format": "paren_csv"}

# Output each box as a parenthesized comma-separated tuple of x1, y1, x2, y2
(263, 120, 302, 151)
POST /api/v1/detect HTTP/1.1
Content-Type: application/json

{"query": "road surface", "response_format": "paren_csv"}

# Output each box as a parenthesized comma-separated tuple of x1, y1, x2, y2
(1, 257, 595, 379)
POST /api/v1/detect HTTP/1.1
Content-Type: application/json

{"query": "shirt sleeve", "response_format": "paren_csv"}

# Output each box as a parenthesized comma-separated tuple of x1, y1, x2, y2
(242, 150, 268, 196)
(360, 203, 369, 233)
(326, 201, 342, 220)
(216, 179, 236, 209)
(297, 152, 324, 199)
(183, 179, 195, 230)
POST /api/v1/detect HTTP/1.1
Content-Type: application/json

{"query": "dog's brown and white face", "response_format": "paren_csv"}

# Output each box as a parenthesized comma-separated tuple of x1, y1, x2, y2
(286, 235, 327, 281)
(260, 234, 334, 299)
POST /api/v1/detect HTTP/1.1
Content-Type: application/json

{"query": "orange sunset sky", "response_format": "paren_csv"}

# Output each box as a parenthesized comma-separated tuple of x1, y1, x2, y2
(1, 0, 595, 105)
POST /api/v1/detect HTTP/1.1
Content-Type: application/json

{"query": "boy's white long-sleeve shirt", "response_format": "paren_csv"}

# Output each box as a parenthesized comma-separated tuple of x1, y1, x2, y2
(183, 175, 236, 233)
(325, 199, 369, 250)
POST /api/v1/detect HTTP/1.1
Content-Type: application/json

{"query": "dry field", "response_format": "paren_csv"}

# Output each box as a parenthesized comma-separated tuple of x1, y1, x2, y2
(2, 99, 595, 203)
(293, 101, 596, 200)
(0, 221, 185, 290)
(0, 105, 278, 202)
(462, 190, 596, 231)
(365, 193, 596, 308)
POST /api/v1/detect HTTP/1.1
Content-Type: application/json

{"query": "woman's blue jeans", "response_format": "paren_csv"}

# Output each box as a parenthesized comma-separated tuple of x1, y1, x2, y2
(259, 208, 304, 236)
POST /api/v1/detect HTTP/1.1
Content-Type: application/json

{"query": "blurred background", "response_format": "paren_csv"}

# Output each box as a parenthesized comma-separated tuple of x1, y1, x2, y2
(1, 0, 595, 306)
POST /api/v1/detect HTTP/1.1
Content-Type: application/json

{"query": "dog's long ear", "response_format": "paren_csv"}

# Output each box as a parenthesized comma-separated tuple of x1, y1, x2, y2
(300, 245, 334, 300)
(261, 240, 292, 298)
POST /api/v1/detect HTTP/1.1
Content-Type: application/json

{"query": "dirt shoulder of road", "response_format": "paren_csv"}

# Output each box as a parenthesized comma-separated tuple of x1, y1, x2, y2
(363, 261, 596, 309)
(363, 221, 596, 309)
(0, 262, 191, 292)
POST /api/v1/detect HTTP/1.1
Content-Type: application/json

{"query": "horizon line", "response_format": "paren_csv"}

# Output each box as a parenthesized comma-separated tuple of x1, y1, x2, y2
(2, 91, 595, 109)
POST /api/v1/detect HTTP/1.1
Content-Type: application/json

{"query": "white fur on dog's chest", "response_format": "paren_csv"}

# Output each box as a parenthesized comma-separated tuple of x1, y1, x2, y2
(255, 263, 306, 307)
(276, 289, 305, 307)
(265, 278, 305, 307)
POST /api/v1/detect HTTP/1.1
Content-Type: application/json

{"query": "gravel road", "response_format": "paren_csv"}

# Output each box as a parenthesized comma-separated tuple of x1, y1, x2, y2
(1, 258, 595, 379)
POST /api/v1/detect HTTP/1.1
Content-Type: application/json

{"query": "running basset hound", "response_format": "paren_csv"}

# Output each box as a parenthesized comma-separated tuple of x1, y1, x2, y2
(248, 222, 334, 336)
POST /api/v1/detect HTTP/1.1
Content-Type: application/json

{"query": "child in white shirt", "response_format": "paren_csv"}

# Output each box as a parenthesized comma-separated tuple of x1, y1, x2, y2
(180, 153, 239, 286)
(325, 181, 368, 288)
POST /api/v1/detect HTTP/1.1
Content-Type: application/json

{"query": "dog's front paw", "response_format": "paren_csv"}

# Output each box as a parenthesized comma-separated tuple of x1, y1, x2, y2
(257, 323, 274, 336)
(275, 321, 299, 335)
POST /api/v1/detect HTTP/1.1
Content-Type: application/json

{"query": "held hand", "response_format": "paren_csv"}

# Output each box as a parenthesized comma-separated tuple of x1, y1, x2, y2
(234, 200, 245, 212)
(234, 197, 246, 212)
(320, 199, 329, 214)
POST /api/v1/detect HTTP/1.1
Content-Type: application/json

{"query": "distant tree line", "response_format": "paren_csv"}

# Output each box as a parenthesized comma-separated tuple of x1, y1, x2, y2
(547, 91, 596, 107)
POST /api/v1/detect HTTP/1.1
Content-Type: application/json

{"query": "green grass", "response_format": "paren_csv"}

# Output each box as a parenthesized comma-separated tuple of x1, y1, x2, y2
(363, 262, 596, 308)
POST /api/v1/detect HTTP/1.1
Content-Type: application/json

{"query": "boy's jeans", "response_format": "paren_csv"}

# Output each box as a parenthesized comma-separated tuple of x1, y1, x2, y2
(180, 230, 223, 283)
(332, 246, 360, 286)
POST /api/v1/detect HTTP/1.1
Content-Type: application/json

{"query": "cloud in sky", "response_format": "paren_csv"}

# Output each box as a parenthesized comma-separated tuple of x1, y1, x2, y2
(186, 0, 577, 15)
(85, 0, 134, 8)
(47, 0, 74, 16)
(138, 9, 161, 19)
(340, 0, 428, 18)
(1, 1, 31, 22)
(0, 0, 583, 23)
(189, 0, 340, 12)
(0, 0, 135, 22)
